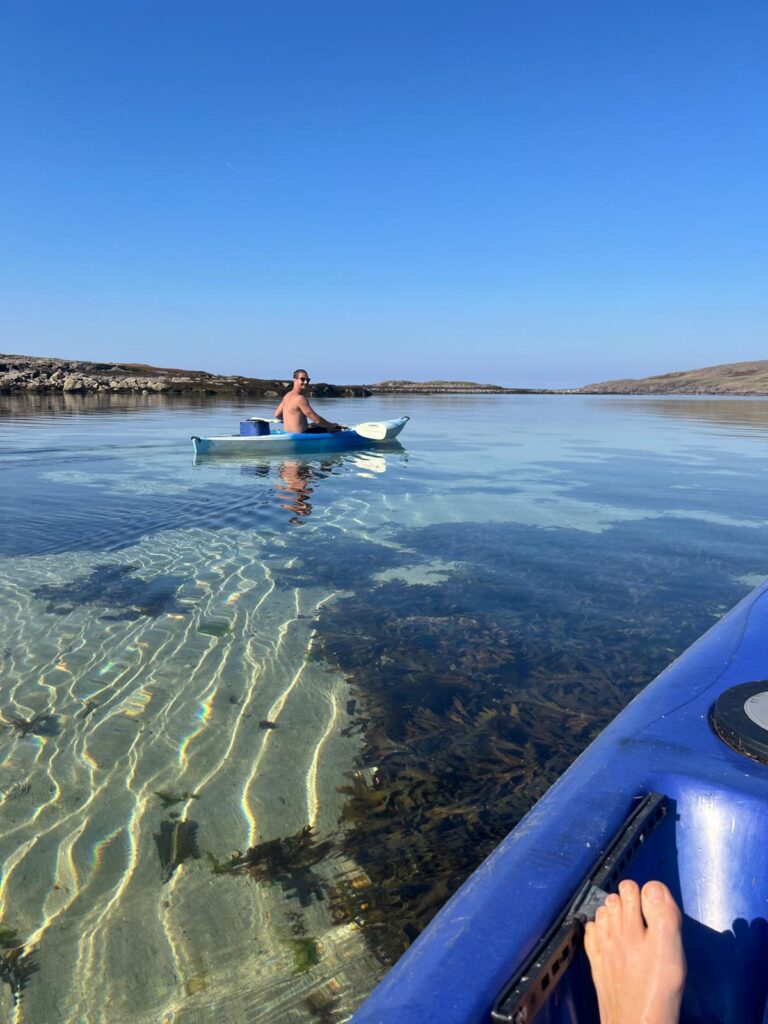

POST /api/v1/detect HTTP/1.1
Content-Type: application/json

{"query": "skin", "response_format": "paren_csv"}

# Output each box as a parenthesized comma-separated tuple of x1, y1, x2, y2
(276, 460, 314, 523)
(274, 372, 341, 433)
(584, 880, 686, 1024)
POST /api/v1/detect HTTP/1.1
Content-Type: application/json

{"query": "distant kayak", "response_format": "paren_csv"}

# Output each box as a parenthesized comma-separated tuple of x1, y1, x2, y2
(191, 416, 409, 455)
(352, 579, 768, 1024)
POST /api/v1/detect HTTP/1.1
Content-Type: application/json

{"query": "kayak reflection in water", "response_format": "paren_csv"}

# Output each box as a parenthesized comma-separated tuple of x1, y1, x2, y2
(275, 459, 317, 525)
(585, 880, 685, 1024)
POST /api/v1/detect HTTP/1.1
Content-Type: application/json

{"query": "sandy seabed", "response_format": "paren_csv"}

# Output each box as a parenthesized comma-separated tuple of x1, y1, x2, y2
(0, 526, 381, 1023)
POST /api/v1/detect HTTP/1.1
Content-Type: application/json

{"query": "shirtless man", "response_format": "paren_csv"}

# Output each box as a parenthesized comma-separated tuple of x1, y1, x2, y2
(274, 369, 342, 434)
(585, 879, 686, 1024)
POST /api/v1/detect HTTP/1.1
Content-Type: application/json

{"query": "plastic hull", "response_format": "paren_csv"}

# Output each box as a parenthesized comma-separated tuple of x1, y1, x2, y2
(353, 580, 768, 1023)
(191, 417, 409, 455)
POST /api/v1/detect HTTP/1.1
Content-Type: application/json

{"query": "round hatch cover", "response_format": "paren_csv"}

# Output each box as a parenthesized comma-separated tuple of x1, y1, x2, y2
(711, 680, 768, 765)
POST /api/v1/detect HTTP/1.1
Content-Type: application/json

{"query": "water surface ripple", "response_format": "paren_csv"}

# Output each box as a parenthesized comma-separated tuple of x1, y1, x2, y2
(2, 393, 768, 1021)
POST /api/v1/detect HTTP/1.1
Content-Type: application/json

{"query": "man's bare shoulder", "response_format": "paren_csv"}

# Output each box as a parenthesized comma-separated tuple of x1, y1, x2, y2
(282, 391, 303, 407)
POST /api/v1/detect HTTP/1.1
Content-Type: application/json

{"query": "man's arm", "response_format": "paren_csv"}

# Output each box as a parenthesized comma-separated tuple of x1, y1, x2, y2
(274, 397, 285, 420)
(301, 397, 340, 431)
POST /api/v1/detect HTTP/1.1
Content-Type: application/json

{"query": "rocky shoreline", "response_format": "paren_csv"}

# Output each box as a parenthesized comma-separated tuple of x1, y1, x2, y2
(6, 353, 768, 399)
(0, 355, 544, 397)
(0, 354, 370, 398)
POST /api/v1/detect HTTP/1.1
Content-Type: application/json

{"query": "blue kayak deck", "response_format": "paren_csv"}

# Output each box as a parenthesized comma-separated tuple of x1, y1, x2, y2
(191, 416, 409, 455)
(353, 580, 768, 1023)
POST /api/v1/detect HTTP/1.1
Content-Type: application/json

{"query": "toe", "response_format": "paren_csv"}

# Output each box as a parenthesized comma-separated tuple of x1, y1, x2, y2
(603, 892, 623, 939)
(593, 903, 611, 945)
(640, 881, 686, 995)
(618, 879, 644, 938)
(640, 881, 681, 935)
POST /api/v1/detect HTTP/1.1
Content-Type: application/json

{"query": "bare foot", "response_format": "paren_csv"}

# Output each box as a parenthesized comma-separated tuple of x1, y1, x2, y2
(584, 880, 686, 1024)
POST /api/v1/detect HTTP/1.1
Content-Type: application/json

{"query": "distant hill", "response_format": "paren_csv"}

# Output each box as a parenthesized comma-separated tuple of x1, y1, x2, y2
(579, 360, 768, 395)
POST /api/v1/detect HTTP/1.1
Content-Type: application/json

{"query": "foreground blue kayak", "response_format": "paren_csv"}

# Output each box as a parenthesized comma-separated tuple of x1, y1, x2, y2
(353, 579, 768, 1023)
(191, 416, 409, 455)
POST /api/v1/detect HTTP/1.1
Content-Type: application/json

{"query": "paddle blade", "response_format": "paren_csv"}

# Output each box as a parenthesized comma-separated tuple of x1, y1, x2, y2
(351, 421, 388, 440)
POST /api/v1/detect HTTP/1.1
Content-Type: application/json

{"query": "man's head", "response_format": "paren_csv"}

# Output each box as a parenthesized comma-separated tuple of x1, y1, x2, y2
(293, 369, 311, 390)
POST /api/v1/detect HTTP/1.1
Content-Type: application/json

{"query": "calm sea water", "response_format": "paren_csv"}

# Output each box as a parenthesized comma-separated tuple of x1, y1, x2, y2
(2, 392, 768, 1022)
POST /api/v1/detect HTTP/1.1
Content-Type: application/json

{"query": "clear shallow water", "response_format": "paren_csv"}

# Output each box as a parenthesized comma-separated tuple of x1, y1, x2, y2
(2, 392, 768, 1021)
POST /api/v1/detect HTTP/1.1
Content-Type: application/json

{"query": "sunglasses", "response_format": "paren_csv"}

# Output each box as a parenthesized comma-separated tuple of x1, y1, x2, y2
(297, 376, 310, 383)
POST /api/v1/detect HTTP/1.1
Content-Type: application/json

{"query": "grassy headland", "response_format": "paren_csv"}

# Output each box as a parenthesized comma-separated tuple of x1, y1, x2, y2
(578, 359, 768, 395)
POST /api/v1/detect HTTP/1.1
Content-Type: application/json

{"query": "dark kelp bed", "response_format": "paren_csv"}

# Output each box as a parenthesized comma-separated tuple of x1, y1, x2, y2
(267, 513, 767, 975)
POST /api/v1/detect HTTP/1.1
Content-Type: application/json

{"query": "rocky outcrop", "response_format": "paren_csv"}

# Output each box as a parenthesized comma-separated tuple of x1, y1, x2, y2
(0, 355, 371, 398)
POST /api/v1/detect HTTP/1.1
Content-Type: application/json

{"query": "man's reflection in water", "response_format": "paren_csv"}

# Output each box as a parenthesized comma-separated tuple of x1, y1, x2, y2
(239, 458, 327, 525)
(237, 449, 398, 525)
(275, 459, 320, 525)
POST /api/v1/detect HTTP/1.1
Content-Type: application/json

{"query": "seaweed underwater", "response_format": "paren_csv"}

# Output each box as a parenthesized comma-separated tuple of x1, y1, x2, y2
(32, 563, 188, 620)
(155, 789, 200, 810)
(154, 819, 201, 883)
(2, 711, 60, 737)
(302, 980, 343, 1024)
(208, 826, 335, 907)
(0, 925, 38, 1006)
(302, 516, 768, 965)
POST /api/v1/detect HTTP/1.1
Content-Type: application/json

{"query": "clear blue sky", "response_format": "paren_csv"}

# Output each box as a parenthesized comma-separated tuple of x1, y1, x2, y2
(2, 1, 766, 387)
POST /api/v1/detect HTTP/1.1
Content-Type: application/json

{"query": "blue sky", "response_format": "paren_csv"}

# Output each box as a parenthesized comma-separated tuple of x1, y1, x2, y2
(2, 1, 766, 388)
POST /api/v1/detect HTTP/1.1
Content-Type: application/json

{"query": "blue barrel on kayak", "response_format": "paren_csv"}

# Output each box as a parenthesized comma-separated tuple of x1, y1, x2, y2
(239, 419, 270, 436)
